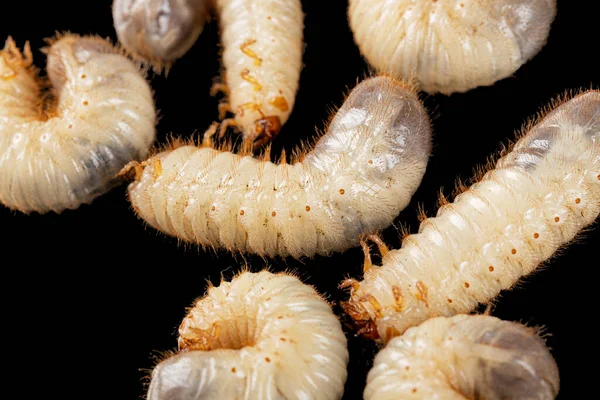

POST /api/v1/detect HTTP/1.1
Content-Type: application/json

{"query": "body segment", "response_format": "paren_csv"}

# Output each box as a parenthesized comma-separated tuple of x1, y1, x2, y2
(127, 76, 432, 258)
(0, 35, 156, 214)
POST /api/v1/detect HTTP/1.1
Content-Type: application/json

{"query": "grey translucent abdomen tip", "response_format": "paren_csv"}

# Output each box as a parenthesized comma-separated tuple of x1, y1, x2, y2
(472, 319, 560, 400)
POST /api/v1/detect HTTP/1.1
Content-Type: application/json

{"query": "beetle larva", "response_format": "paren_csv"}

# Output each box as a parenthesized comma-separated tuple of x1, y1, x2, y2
(212, 0, 304, 147)
(125, 75, 432, 259)
(112, 0, 211, 71)
(365, 314, 559, 399)
(347, 0, 557, 94)
(0, 34, 156, 214)
(147, 270, 349, 400)
(112, 0, 304, 147)
(342, 89, 600, 343)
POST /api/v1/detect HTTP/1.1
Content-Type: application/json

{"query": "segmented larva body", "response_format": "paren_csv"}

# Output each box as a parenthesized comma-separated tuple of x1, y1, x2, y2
(348, 0, 557, 94)
(112, 0, 304, 146)
(147, 270, 349, 400)
(126, 76, 432, 259)
(112, 0, 211, 68)
(343, 90, 600, 343)
(214, 0, 304, 145)
(365, 314, 559, 400)
(0, 35, 156, 214)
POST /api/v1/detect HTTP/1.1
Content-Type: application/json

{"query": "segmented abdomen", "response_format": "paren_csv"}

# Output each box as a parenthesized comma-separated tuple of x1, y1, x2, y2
(348, 0, 556, 94)
(128, 76, 432, 259)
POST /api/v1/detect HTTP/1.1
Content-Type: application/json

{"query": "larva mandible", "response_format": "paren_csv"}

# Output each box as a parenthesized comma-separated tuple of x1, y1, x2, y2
(125, 76, 432, 259)
(364, 314, 559, 399)
(112, 0, 304, 147)
(347, 0, 557, 95)
(147, 270, 349, 400)
(0, 34, 156, 214)
(342, 89, 600, 343)
(112, 0, 211, 70)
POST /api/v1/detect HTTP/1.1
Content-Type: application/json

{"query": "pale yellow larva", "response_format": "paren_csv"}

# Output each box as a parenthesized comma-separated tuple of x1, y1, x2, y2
(348, 0, 557, 94)
(112, 0, 211, 70)
(125, 76, 432, 259)
(147, 270, 349, 400)
(213, 0, 304, 147)
(112, 0, 304, 147)
(0, 34, 156, 214)
(365, 314, 559, 399)
(342, 90, 600, 343)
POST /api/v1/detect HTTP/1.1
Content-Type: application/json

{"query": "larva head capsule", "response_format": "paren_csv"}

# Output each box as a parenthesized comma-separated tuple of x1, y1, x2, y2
(112, 0, 210, 69)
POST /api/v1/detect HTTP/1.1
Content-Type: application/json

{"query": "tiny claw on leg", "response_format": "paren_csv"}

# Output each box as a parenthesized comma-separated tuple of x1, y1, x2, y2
(218, 118, 237, 139)
(361, 239, 373, 273)
(202, 122, 219, 148)
(367, 234, 389, 258)
(210, 82, 229, 96)
(218, 102, 232, 120)
(483, 302, 494, 316)
(117, 160, 144, 181)
(339, 278, 360, 291)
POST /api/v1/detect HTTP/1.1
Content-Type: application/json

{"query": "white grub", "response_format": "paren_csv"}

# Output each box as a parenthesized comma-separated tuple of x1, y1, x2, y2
(112, 0, 305, 146)
(348, 0, 557, 94)
(365, 314, 559, 400)
(0, 34, 156, 214)
(213, 0, 304, 146)
(147, 270, 349, 400)
(125, 76, 432, 259)
(343, 90, 600, 343)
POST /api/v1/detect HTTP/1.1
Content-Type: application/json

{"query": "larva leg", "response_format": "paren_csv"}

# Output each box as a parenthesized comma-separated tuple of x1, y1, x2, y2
(348, 0, 557, 94)
(214, 0, 304, 146)
(210, 82, 229, 96)
(365, 314, 559, 399)
(127, 75, 432, 259)
(343, 89, 600, 343)
(112, 0, 211, 72)
(0, 34, 156, 214)
(217, 117, 237, 139)
(147, 270, 349, 400)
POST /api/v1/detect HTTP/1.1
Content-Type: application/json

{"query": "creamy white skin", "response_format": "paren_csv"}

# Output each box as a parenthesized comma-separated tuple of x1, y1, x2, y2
(127, 76, 432, 258)
(147, 271, 349, 400)
(214, 0, 304, 144)
(0, 35, 156, 214)
(348, 0, 557, 94)
(365, 315, 559, 400)
(344, 90, 600, 342)
(112, 0, 210, 66)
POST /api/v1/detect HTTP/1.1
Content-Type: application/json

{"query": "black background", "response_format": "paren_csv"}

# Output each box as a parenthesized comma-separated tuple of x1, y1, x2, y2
(1, 1, 597, 399)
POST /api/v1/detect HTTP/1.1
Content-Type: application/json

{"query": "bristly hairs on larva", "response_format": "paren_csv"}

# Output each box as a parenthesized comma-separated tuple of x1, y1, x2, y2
(450, 86, 600, 201)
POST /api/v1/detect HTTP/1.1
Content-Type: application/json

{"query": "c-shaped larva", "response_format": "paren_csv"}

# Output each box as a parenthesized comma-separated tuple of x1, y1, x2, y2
(347, 0, 557, 95)
(112, 0, 304, 146)
(365, 314, 559, 399)
(147, 270, 349, 400)
(125, 76, 432, 259)
(0, 34, 156, 214)
(342, 89, 600, 343)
